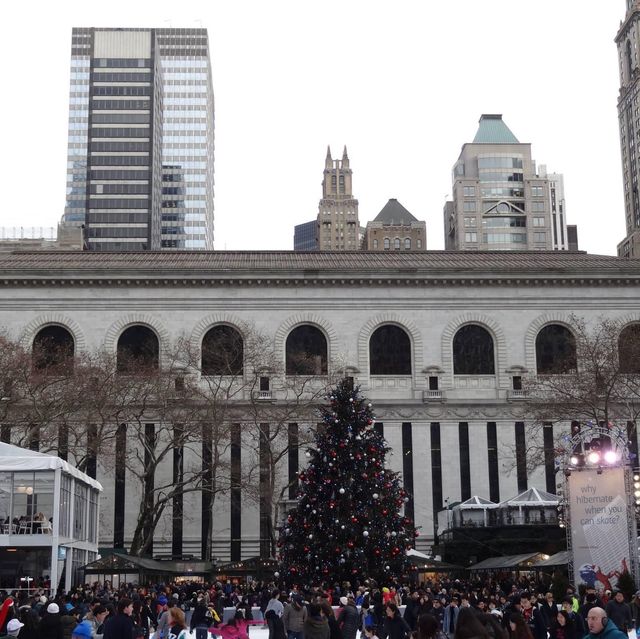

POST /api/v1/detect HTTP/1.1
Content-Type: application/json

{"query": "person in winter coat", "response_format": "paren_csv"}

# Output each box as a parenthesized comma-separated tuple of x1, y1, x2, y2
(417, 613, 447, 639)
(102, 599, 134, 639)
(60, 608, 79, 639)
(303, 604, 329, 639)
(38, 604, 64, 639)
(453, 609, 489, 639)
(0, 619, 24, 639)
(18, 608, 39, 639)
(380, 603, 410, 639)
(82, 606, 108, 639)
(630, 593, 640, 631)
(283, 596, 307, 639)
(584, 608, 628, 639)
(605, 592, 633, 632)
(319, 602, 342, 639)
(549, 611, 576, 639)
(443, 599, 460, 639)
(337, 598, 359, 639)
(265, 609, 286, 639)
(189, 599, 211, 633)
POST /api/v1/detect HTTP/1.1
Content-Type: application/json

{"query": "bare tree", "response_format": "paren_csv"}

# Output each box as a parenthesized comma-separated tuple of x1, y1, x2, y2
(517, 315, 640, 473)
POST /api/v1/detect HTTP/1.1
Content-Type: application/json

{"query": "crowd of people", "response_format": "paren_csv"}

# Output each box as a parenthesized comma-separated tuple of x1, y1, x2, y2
(0, 574, 637, 639)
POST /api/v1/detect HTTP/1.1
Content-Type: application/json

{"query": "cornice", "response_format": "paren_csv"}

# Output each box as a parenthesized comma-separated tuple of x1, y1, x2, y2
(1, 275, 640, 288)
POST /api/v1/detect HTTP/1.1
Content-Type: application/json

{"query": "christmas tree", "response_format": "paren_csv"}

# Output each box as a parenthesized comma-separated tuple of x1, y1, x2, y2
(277, 379, 417, 583)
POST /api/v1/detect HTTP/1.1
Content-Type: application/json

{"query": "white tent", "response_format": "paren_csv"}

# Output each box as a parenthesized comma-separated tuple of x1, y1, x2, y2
(0, 442, 102, 490)
(501, 487, 558, 506)
(454, 496, 499, 527)
(0, 442, 102, 595)
(499, 488, 558, 525)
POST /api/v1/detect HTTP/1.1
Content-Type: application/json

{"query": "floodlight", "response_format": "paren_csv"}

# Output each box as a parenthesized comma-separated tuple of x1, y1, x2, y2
(570, 455, 580, 466)
(634, 474, 640, 481)
(587, 451, 601, 464)
(604, 450, 619, 464)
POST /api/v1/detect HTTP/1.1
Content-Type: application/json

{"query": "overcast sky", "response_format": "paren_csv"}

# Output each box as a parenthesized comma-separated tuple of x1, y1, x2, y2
(0, 0, 628, 253)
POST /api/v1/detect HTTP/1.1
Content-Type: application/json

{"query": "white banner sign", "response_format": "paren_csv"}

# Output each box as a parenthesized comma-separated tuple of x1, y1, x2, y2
(568, 467, 631, 590)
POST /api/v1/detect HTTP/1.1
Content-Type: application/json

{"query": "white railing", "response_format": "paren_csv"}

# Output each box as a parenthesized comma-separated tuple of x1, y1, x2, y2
(422, 389, 444, 401)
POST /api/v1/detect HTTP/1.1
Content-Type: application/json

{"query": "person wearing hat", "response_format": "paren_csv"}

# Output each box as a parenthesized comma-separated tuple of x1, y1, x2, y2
(337, 597, 360, 639)
(282, 595, 307, 639)
(605, 592, 632, 633)
(71, 622, 93, 639)
(39, 604, 63, 639)
(0, 619, 24, 639)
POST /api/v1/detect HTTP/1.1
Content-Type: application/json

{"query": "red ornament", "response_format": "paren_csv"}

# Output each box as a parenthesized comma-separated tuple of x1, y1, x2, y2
(347, 541, 354, 548)
(382, 509, 388, 516)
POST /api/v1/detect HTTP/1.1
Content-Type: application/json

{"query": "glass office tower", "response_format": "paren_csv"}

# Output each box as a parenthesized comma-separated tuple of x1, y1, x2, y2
(62, 28, 214, 250)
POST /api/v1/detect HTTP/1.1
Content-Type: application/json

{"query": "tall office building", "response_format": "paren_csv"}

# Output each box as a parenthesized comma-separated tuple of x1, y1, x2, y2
(444, 115, 570, 252)
(316, 147, 360, 250)
(62, 28, 214, 251)
(617, 2, 640, 256)
(293, 220, 317, 251)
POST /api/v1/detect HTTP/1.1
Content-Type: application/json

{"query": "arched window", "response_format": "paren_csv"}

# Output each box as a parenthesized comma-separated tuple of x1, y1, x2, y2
(383, 238, 390, 250)
(370, 325, 411, 375)
(404, 238, 411, 250)
(373, 239, 378, 250)
(619, 323, 640, 373)
(286, 325, 327, 375)
(202, 325, 243, 376)
(453, 325, 495, 375)
(32, 326, 74, 372)
(394, 238, 401, 249)
(117, 325, 159, 372)
(535, 324, 576, 374)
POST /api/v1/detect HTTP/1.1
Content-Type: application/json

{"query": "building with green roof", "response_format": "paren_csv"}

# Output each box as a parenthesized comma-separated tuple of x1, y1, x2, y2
(444, 114, 574, 253)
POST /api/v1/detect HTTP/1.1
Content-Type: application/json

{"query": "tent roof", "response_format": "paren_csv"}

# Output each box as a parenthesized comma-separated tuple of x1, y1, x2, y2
(458, 496, 499, 509)
(468, 553, 542, 571)
(501, 487, 558, 506)
(83, 552, 213, 574)
(532, 551, 569, 567)
(406, 549, 462, 571)
(0, 442, 102, 491)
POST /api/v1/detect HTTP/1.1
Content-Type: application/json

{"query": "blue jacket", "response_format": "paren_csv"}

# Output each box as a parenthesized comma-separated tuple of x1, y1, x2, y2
(442, 605, 459, 634)
(584, 618, 629, 639)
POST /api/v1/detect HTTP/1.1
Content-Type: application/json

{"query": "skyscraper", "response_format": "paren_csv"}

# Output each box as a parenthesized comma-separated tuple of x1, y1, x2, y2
(444, 114, 569, 252)
(293, 220, 317, 251)
(616, 2, 640, 257)
(316, 146, 360, 250)
(62, 28, 214, 251)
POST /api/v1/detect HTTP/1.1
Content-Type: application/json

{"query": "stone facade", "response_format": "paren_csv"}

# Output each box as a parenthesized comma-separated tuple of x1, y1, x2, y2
(0, 251, 639, 561)
(316, 147, 360, 250)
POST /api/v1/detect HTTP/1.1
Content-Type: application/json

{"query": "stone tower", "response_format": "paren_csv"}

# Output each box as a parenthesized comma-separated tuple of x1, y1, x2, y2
(617, 1, 640, 256)
(316, 146, 360, 250)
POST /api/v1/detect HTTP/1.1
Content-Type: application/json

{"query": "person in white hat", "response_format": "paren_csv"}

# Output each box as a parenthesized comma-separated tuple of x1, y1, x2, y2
(3, 619, 24, 638)
(39, 603, 62, 639)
